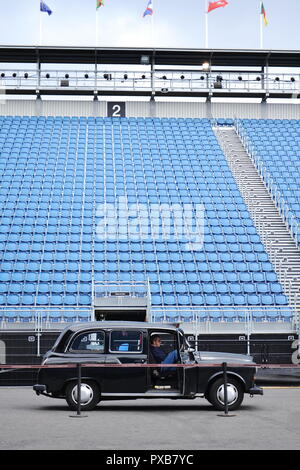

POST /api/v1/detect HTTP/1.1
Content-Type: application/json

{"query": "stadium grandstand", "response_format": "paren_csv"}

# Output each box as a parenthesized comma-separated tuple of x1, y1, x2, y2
(0, 45, 300, 377)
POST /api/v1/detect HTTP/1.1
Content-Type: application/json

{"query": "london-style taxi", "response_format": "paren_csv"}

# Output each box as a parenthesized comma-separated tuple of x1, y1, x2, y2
(33, 321, 263, 411)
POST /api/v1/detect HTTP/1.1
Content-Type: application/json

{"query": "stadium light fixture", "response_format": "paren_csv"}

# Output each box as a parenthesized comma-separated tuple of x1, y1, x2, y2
(85, 74, 89, 79)
(45, 73, 50, 79)
(124, 74, 128, 80)
(214, 75, 223, 89)
(1, 73, 5, 78)
(291, 77, 295, 82)
(24, 73, 28, 79)
(275, 77, 280, 82)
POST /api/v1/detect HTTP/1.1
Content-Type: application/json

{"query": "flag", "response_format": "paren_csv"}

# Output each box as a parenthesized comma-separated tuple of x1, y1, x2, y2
(96, 0, 104, 9)
(261, 2, 268, 26)
(143, 0, 153, 17)
(207, 0, 228, 13)
(40, 1, 52, 15)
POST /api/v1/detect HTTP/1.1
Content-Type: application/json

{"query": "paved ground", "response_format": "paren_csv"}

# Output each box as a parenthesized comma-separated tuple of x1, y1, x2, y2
(0, 387, 300, 450)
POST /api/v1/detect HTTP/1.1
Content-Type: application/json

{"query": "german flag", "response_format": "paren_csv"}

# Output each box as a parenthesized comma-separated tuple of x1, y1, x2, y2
(261, 2, 268, 26)
(96, 0, 104, 9)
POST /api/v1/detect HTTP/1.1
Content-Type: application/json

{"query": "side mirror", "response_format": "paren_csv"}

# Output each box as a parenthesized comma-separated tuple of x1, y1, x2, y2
(187, 347, 195, 360)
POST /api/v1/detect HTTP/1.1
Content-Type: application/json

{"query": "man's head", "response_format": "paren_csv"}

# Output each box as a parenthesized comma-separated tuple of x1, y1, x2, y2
(150, 334, 161, 347)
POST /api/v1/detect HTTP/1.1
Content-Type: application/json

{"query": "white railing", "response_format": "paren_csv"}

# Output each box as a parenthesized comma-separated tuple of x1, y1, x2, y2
(1, 69, 299, 96)
(150, 305, 295, 336)
(93, 281, 148, 299)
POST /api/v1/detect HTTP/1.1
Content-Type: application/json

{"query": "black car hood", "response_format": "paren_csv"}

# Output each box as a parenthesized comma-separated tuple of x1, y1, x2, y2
(194, 351, 255, 365)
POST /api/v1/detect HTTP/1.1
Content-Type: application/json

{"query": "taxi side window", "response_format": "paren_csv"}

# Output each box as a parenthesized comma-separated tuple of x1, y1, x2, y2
(110, 330, 143, 353)
(69, 331, 105, 353)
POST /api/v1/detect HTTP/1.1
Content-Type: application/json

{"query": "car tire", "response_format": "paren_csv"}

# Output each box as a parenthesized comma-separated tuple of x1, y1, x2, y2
(65, 381, 100, 411)
(207, 377, 244, 411)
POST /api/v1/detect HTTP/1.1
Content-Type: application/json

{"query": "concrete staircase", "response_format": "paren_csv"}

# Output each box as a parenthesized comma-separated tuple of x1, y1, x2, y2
(214, 126, 300, 324)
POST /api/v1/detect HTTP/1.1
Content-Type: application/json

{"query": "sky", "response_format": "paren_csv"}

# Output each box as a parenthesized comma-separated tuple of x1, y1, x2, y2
(0, 0, 299, 51)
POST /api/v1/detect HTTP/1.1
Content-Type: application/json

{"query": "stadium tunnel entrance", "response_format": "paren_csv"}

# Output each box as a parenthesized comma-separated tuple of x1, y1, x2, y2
(94, 308, 147, 322)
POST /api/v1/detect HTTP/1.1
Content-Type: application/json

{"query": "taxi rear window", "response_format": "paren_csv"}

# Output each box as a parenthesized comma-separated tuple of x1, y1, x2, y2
(110, 330, 143, 353)
(69, 331, 105, 353)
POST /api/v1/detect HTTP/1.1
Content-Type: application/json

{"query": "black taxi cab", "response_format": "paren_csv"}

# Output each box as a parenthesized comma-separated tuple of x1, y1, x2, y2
(33, 321, 263, 411)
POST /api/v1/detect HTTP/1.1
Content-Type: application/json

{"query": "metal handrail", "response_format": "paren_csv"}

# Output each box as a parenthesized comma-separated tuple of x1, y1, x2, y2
(1, 68, 300, 95)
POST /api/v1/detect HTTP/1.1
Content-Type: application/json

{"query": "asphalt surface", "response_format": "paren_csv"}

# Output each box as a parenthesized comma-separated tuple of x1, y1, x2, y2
(0, 387, 300, 451)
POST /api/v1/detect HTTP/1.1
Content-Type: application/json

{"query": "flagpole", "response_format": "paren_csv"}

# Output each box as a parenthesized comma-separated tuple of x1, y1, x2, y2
(260, 2, 263, 48)
(39, 9, 43, 45)
(96, 8, 99, 47)
(205, 0, 208, 48)
(39, 0, 42, 46)
(151, 0, 154, 47)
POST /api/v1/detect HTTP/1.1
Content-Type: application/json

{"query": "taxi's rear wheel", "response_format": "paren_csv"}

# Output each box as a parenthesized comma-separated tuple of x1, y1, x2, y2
(208, 377, 244, 411)
(65, 381, 100, 411)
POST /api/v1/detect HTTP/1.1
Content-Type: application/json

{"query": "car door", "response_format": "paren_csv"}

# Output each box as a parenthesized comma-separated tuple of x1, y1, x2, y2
(102, 329, 148, 395)
(46, 329, 107, 391)
(178, 331, 198, 396)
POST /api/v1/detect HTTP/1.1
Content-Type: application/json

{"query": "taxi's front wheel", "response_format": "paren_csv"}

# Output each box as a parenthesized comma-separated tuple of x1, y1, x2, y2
(208, 377, 244, 411)
(65, 381, 100, 411)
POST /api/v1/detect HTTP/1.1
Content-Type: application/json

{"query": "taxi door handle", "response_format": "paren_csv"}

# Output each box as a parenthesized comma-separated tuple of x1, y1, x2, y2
(134, 359, 146, 363)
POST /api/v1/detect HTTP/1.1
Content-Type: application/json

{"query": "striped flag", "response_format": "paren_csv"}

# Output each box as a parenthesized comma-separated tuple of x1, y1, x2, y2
(261, 2, 268, 26)
(143, 0, 153, 17)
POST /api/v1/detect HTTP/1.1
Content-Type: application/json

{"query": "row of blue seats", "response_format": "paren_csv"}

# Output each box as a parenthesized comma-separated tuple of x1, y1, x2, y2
(0, 262, 277, 274)
(0, 271, 278, 284)
(151, 293, 288, 306)
(0, 280, 282, 295)
(0, 253, 270, 265)
(0, 294, 91, 306)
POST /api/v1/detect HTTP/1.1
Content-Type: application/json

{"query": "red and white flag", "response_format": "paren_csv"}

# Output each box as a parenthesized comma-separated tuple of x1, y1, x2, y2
(207, 0, 228, 13)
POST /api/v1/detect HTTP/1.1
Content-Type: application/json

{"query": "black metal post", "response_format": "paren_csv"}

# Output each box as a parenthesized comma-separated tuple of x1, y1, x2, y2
(69, 362, 87, 418)
(76, 363, 82, 416)
(218, 361, 235, 417)
(222, 362, 228, 415)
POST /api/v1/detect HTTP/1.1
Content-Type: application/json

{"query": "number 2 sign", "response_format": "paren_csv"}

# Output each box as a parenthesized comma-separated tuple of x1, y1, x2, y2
(107, 102, 126, 117)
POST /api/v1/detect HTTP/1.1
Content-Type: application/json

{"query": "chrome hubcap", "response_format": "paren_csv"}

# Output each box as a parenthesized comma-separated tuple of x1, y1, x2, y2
(216, 384, 238, 406)
(71, 383, 94, 405)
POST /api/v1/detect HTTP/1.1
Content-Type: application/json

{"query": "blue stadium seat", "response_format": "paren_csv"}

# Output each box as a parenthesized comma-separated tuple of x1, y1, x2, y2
(0, 116, 292, 323)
